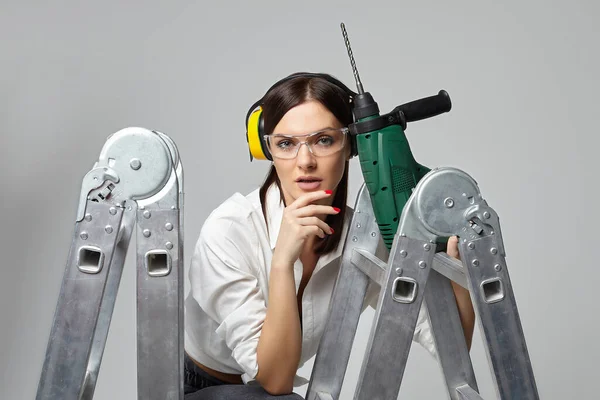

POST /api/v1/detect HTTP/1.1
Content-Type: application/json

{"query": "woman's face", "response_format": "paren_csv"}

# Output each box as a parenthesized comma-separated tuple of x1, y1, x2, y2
(271, 100, 350, 207)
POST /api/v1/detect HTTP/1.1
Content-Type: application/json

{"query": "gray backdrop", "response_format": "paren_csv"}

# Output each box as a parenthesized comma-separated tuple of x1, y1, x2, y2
(1, 0, 598, 399)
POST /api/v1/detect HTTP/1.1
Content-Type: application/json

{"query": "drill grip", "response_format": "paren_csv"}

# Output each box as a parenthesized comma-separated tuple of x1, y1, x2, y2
(399, 90, 452, 123)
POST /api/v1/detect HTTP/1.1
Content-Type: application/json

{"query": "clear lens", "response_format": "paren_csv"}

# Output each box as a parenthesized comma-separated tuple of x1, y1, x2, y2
(267, 128, 347, 159)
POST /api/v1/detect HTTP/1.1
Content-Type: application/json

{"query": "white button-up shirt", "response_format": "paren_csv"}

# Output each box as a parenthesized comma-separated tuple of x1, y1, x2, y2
(184, 183, 435, 386)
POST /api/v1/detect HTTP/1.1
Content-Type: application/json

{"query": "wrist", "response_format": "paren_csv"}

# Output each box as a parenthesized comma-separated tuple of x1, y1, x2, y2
(270, 261, 295, 272)
(271, 254, 296, 271)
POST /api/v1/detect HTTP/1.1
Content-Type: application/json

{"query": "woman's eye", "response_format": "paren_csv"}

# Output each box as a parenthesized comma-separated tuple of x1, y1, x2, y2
(316, 136, 334, 146)
(277, 140, 293, 149)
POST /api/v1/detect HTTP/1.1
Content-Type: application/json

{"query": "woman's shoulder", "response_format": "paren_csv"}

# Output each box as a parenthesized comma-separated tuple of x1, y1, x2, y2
(206, 188, 261, 219)
(198, 188, 264, 241)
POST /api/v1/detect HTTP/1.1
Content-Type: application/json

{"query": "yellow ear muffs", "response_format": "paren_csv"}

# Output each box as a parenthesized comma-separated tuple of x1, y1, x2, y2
(246, 106, 271, 161)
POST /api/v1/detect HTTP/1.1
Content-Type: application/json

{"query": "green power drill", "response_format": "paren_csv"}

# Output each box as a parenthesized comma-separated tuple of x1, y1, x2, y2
(340, 23, 452, 250)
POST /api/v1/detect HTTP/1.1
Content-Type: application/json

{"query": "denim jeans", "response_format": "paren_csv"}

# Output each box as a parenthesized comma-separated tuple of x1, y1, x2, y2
(183, 353, 304, 399)
(184, 352, 231, 394)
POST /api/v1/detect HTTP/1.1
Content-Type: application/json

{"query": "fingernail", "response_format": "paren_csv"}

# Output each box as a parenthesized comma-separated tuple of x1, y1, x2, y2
(330, 228, 335, 234)
(325, 190, 333, 195)
(333, 207, 341, 213)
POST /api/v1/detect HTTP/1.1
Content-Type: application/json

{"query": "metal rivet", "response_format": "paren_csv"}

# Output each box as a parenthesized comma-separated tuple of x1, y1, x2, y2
(468, 242, 475, 249)
(395, 267, 403, 275)
(166, 242, 173, 250)
(352, 236, 358, 242)
(491, 247, 498, 255)
(494, 264, 502, 271)
(400, 250, 407, 258)
(80, 232, 88, 240)
(143, 229, 151, 238)
(130, 158, 141, 170)
(105, 225, 113, 234)
(419, 261, 427, 269)
(84, 213, 92, 222)
(171, 206, 177, 210)
(109, 207, 117, 215)
(356, 209, 361, 213)
(423, 243, 431, 251)
(483, 211, 491, 219)
(371, 232, 376, 237)
(143, 210, 151, 219)
(444, 197, 454, 208)
(356, 223, 361, 228)
(165, 223, 173, 231)
(400, 233, 406, 237)
(472, 259, 480, 267)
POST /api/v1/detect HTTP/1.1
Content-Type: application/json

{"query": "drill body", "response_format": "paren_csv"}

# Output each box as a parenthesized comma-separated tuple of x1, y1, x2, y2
(349, 91, 451, 250)
(355, 123, 430, 248)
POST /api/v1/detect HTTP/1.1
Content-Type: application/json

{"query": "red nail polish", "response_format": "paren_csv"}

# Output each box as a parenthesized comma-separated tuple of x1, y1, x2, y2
(325, 190, 333, 195)
(330, 228, 335, 234)
(333, 207, 341, 213)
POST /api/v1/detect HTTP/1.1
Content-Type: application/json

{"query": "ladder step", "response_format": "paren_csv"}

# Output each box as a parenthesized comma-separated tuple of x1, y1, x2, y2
(456, 384, 484, 400)
(315, 392, 334, 400)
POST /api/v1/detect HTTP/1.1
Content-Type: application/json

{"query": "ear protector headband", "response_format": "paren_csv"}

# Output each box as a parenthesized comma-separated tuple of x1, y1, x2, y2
(245, 72, 358, 161)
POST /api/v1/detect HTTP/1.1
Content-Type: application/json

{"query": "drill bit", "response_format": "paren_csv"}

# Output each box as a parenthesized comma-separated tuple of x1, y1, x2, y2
(340, 22, 364, 94)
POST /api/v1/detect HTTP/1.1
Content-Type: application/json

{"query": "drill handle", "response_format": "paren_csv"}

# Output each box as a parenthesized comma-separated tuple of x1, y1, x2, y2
(395, 90, 452, 125)
(348, 90, 452, 136)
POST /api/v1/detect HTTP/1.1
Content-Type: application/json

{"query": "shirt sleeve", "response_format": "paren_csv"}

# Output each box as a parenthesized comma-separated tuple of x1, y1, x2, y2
(188, 212, 266, 382)
(361, 238, 438, 359)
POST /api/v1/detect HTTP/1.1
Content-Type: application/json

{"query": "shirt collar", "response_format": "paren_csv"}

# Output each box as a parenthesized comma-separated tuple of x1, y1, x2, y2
(264, 183, 351, 270)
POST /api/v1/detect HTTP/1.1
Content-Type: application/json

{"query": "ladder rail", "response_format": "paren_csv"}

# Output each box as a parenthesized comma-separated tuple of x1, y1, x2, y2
(425, 269, 479, 400)
(36, 127, 185, 400)
(36, 201, 125, 400)
(306, 185, 382, 400)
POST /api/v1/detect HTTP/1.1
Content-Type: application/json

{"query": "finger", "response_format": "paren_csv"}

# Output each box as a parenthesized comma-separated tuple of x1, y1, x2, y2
(304, 225, 326, 239)
(293, 204, 341, 218)
(297, 217, 334, 235)
(288, 190, 334, 210)
(447, 236, 460, 260)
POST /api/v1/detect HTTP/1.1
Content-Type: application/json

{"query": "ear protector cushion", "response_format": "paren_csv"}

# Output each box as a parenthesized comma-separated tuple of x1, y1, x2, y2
(245, 73, 359, 161)
(246, 105, 272, 161)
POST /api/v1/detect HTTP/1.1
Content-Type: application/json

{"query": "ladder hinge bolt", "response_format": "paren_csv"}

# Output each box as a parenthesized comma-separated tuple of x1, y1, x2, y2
(130, 158, 142, 170)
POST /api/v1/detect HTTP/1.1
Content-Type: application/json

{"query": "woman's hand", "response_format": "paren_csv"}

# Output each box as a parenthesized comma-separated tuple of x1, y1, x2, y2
(271, 190, 340, 268)
(257, 189, 340, 394)
(447, 235, 461, 260)
(446, 235, 476, 350)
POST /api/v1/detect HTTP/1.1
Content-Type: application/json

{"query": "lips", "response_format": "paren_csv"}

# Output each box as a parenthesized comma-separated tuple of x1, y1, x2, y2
(295, 176, 322, 183)
(295, 176, 323, 191)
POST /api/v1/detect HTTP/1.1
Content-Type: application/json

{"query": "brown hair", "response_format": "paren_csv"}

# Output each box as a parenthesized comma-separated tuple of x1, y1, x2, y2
(258, 74, 353, 255)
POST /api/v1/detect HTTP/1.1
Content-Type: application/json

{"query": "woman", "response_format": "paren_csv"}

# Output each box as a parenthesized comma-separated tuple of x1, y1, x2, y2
(183, 73, 475, 399)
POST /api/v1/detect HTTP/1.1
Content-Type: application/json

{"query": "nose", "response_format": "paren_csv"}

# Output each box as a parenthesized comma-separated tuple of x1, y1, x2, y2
(296, 142, 316, 169)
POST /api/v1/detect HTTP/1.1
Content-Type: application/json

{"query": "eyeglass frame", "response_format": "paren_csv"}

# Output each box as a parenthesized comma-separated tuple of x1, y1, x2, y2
(264, 127, 349, 159)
